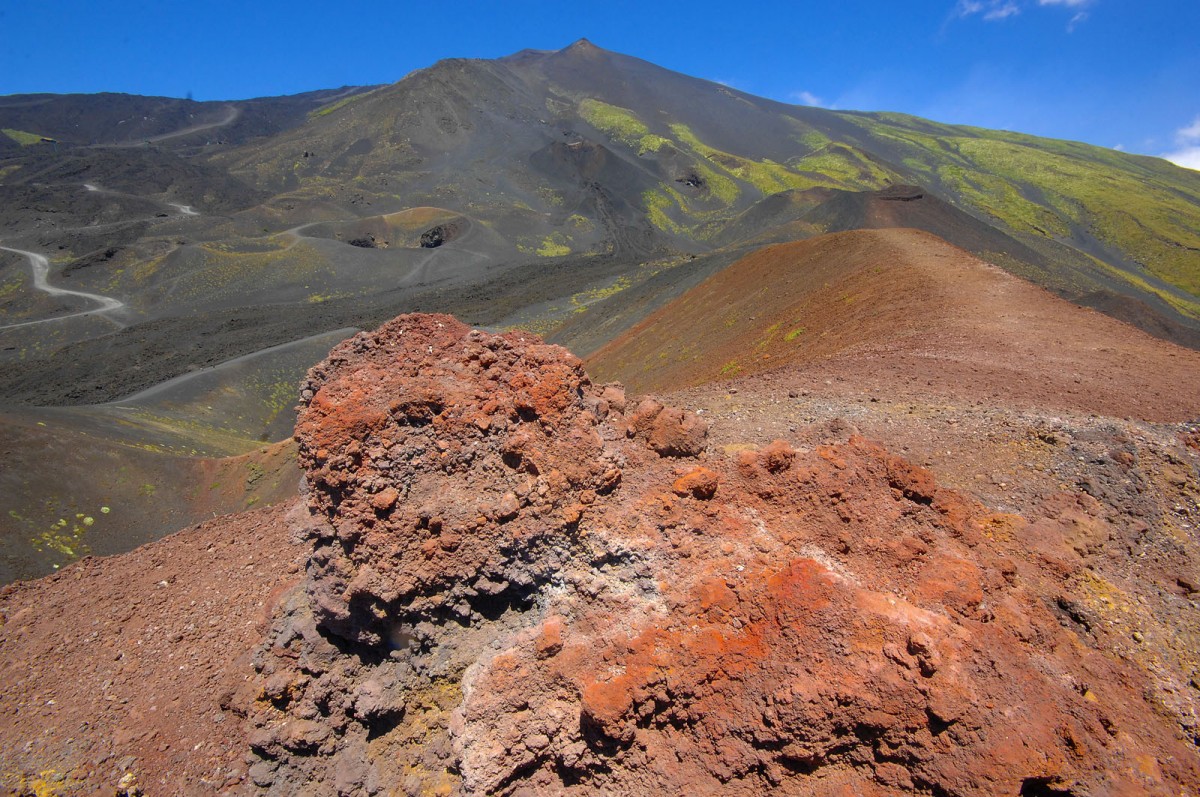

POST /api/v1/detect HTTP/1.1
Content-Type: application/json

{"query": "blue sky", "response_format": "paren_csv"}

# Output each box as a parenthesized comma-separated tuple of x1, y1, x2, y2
(1, 0, 1197, 167)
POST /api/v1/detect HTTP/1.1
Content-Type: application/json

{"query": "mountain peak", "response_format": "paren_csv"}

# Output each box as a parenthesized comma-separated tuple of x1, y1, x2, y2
(562, 37, 602, 54)
(502, 38, 605, 66)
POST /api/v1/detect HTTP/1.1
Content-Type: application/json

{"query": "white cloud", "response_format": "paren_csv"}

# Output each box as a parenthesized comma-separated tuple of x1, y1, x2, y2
(984, 2, 1020, 20)
(955, 0, 1094, 28)
(1161, 117, 1200, 170)
(956, 0, 1020, 20)
(790, 90, 824, 107)
(1178, 116, 1200, 143)
(1037, 0, 1093, 29)
(1163, 147, 1200, 171)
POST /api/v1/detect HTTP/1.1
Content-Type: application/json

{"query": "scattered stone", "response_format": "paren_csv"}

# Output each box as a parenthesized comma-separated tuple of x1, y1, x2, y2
(371, 487, 399, 513)
(116, 772, 142, 797)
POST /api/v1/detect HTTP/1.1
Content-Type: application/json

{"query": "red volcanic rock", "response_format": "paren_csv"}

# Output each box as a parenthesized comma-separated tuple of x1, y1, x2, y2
(628, 396, 709, 457)
(759, 439, 796, 473)
(242, 314, 1200, 796)
(673, 466, 720, 499)
(647, 405, 709, 457)
(292, 314, 627, 649)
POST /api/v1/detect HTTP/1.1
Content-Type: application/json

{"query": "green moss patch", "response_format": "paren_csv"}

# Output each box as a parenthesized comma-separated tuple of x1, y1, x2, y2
(579, 99, 671, 155)
(2, 128, 45, 146)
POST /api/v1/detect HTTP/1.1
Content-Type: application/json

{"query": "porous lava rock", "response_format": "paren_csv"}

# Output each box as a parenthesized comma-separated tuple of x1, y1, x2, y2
(419, 222, 460, 248)
(242, 314, 1200, 796)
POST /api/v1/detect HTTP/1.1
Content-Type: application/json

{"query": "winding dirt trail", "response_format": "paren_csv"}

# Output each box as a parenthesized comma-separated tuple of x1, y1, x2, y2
(0, 245, 124, 330)
(84, 182, 201, 219)
(104, 327, 358, 405)
(110, 103, 240, 146)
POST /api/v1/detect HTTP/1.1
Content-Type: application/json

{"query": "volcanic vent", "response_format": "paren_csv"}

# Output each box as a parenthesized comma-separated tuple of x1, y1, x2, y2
(239, 314, 1199, 796)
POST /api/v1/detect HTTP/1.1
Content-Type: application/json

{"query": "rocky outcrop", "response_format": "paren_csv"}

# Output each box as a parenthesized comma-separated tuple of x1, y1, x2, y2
(241, 314, 1200, 795)
(418, 221, 461, 248)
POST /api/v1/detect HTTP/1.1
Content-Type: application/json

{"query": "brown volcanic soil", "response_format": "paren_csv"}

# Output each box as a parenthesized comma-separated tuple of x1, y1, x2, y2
(0, 310, 1198, 796)
(0, 501, 307, 795)
(587, 228, 1200, 423)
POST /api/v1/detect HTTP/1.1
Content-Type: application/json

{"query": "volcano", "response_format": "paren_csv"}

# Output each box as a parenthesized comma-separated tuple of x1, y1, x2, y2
(1, 39, 1199, 796)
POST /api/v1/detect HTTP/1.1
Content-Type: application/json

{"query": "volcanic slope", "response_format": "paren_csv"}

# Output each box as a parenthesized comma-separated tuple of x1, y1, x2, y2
(2, 39, 1199, 414)
(2, 313, 1199, 795)
(547, 185, 1078, 358)
(0, 87, 375, 152)
(215, 40, 1200, 342)
(587, 227, 1200, 422)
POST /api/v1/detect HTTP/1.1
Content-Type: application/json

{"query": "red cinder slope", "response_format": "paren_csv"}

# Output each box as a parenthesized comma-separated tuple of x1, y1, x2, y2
(0, 501, 306, 793)
(587, 228, 1200, 422)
